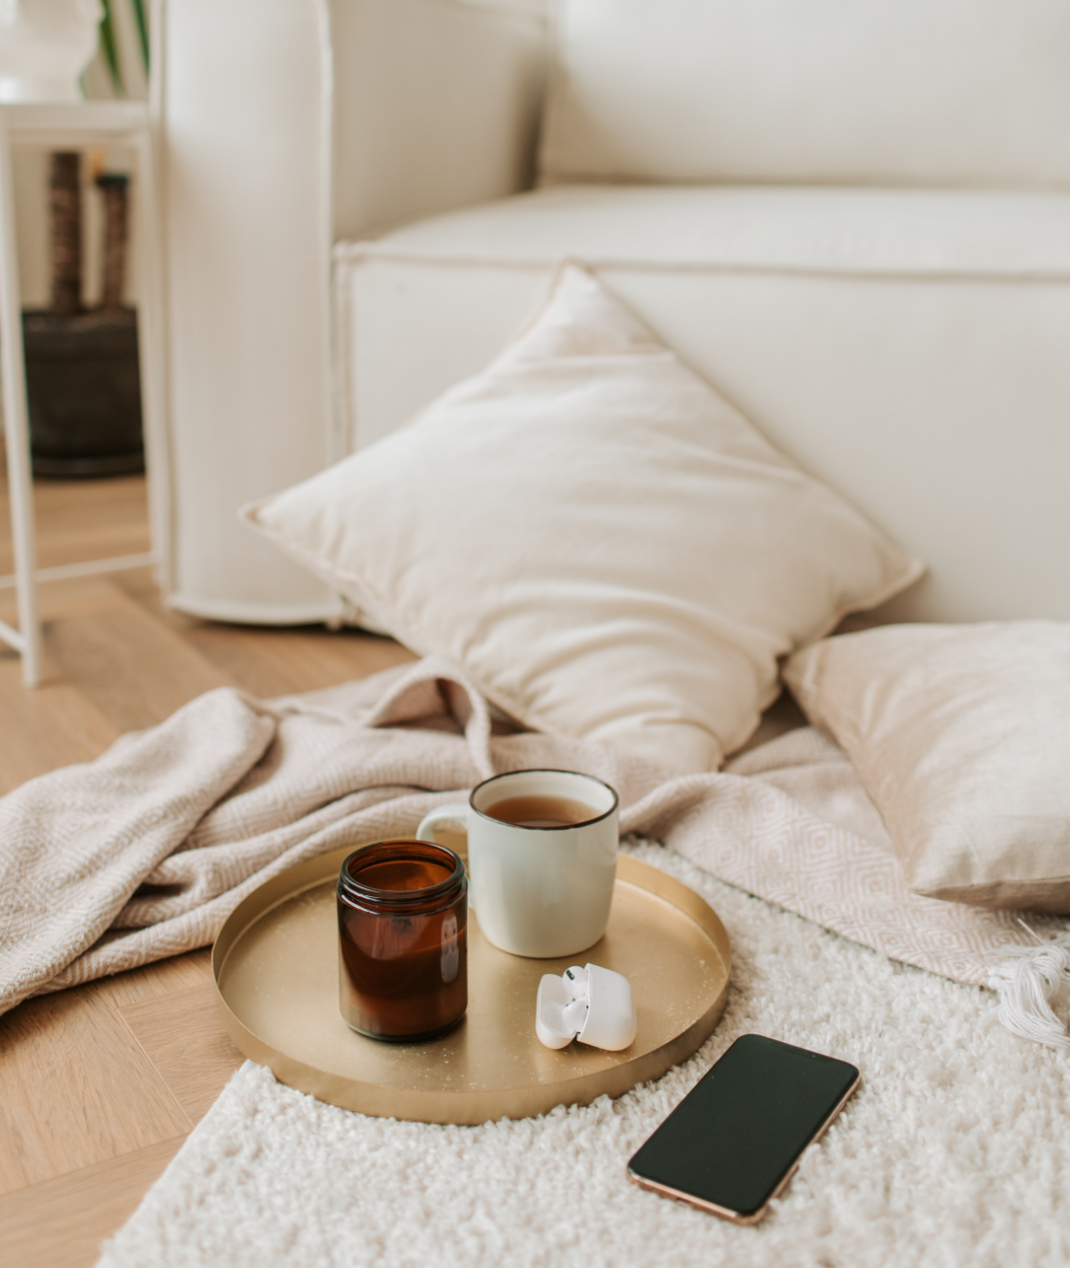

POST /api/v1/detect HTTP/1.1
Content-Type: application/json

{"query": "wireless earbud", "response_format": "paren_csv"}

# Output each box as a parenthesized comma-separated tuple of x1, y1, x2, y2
(564, 965, 589, 996)
(562, 998, 588, 1032)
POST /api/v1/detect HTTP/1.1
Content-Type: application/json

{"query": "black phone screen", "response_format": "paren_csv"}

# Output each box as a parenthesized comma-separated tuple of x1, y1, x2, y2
(628, 1034, 859, 1220)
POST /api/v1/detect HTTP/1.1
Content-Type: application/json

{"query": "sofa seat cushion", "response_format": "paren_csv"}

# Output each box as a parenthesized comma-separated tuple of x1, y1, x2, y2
(351, 184, 1070, 279)
(334, 183, 1070, 626)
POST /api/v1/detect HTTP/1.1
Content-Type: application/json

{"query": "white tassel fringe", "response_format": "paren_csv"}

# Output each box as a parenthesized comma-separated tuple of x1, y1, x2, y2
(988, 935, 1070, 1050)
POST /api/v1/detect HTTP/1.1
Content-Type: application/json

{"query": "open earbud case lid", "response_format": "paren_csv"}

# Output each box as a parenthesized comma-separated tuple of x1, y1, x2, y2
(535, 963, 637, 1052)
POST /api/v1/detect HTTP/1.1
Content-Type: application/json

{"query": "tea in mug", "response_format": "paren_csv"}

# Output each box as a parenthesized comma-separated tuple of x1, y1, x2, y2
(484, 794, 599, 829)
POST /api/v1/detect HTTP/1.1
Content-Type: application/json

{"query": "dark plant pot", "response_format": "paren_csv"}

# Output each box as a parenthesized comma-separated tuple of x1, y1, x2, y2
(21, 307, 144, 478)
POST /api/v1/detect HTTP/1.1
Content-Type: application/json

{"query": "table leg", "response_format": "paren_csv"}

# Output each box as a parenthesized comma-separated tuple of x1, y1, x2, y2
(133, 123, 170, 595)
(0, 112, 42, 687)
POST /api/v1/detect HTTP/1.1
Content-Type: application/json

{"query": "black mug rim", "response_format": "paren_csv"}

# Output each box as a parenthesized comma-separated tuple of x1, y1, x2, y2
(469, 768, 619, 831)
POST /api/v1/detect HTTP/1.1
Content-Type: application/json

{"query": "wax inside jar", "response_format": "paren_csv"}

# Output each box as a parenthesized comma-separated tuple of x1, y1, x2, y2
(356, 856, 449, 892)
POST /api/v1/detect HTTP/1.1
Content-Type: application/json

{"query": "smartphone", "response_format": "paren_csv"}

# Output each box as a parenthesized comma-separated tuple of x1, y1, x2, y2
(627, 1034, 860, 1225)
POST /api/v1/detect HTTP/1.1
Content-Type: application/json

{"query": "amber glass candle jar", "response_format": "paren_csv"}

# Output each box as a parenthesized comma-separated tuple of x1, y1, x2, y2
(337, 840, 468, 1042)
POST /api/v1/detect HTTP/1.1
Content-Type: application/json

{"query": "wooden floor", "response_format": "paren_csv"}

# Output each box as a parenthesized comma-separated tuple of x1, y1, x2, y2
(0, 468, 415, 1267)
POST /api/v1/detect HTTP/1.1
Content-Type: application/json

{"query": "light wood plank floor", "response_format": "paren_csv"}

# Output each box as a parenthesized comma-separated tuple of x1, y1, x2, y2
(0, 467, 415, 1266)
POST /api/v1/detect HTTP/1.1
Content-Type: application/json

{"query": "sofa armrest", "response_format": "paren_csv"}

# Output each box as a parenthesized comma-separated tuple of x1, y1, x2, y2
(156, 0, 548, 623)
(157, 0, 337, 622)
(330, 0, 550, 240)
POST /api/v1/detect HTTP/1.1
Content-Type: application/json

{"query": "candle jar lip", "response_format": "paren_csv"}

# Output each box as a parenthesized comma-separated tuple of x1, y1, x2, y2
(338, 839, 466, 912)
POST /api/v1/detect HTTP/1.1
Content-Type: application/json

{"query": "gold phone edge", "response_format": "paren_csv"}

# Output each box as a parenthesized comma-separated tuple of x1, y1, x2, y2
(626, 1071, 863, 1226)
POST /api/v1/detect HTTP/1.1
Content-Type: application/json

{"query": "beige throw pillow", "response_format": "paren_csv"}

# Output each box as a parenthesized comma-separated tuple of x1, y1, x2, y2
(243, 265, 921, 773)
(784, 622, 1070, 911)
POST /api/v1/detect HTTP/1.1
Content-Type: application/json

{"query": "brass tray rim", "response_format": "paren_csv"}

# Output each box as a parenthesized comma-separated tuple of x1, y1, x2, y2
(212, 847, 731, 1125)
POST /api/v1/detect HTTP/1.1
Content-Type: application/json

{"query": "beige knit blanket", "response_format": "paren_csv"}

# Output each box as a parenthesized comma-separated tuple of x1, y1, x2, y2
(0, 657, 1037, 1018)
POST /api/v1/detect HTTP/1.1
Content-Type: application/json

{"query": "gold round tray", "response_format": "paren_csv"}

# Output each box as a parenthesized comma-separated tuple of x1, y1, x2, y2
(212, 846, 731, 1125)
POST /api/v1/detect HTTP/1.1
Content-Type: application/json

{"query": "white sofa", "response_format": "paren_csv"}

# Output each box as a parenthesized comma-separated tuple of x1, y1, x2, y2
(155, 0, 1070, 626)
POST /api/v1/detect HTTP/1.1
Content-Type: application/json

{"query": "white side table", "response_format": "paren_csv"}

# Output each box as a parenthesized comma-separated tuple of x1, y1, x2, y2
(0, 100, 166, 686)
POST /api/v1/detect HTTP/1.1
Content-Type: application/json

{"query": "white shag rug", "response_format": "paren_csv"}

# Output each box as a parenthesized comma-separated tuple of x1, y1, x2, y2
(97, 841, 1070, 1268)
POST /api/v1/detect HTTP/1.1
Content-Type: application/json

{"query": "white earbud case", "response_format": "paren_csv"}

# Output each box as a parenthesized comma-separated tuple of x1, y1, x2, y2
(535, 963, 637, 1051)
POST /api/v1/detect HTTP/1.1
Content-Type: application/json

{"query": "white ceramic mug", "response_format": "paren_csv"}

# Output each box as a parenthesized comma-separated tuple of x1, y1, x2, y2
(416, 769, 619, 959)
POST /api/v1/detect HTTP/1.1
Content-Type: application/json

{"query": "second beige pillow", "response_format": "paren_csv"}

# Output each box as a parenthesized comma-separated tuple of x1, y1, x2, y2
(784, 622, 1070, 911)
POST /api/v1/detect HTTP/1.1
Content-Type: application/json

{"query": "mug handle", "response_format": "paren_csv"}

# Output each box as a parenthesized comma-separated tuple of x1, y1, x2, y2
(416, 803, 471, 849)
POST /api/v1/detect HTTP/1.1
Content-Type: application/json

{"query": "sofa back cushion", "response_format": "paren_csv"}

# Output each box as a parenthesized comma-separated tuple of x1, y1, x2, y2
(538, 0, 1070, 188)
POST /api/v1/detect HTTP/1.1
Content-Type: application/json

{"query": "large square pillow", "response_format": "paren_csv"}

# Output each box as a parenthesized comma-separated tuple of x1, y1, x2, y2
(243, 265, 921, 773)
(784, 622, 1070, 911)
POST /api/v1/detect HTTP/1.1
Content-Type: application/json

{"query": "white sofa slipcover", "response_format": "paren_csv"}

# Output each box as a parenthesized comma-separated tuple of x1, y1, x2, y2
(156, 0, 547, 623)
(335, 184, 1070, 625)
(539, 0, 1070, 187)
(156, 0, 1070, 625)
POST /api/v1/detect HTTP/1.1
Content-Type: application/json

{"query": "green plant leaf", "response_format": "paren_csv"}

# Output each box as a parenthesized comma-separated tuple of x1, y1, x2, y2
(99, 0, 123, 94)
(130, 0, 150, 72)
